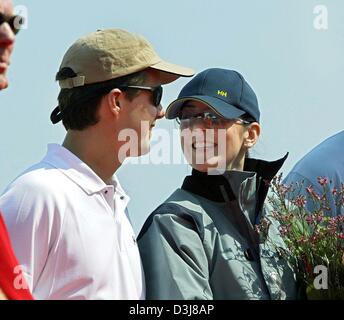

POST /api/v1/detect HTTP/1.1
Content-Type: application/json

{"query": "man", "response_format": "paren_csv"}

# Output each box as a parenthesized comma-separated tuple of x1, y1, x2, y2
(0, 0, 15, 90)
(0, 28, 194, 299)
(284, 130, 344, 216)
(0, 0, 33, 300)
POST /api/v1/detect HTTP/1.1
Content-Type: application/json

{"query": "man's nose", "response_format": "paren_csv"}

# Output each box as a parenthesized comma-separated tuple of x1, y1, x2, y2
(0, 23, 16, 47)
(155, 104, 165, 120)
(190, 120, 209, 131)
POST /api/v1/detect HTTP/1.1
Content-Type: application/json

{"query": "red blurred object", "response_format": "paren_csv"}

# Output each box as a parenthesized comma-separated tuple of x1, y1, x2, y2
(0, 214, 33, 300)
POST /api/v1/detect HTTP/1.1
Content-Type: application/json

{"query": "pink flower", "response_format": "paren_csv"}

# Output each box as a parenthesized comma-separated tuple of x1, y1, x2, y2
(310, 234, 320, 243)
(338, 233, 344, 240)
(305, 185, 321, 200)
(306, 215, 313, 225)
(316, 212, 324, 223)
(306, 185, 314, 194)
(265, 173, 344, 294)
(279, 226, 288, 237)
(317, 176, 328, 186)
(278, 184, 292, 197)
(293, 195, 307, 208)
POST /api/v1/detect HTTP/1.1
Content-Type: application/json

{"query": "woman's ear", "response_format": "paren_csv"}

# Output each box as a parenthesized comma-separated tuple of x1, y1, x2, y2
(243, 122, 261, 148)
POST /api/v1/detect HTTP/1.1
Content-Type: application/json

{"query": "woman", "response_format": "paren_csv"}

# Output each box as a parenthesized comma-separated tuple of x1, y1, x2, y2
(138, 68, 297, 300)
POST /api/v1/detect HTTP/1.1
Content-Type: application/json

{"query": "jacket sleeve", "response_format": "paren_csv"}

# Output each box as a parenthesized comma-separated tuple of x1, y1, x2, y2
(138, 210, 213, 300)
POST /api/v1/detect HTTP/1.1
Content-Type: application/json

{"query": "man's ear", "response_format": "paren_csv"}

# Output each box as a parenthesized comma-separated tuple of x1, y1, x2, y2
(106, 88, 122, 116)
(243, 122, 261, 148)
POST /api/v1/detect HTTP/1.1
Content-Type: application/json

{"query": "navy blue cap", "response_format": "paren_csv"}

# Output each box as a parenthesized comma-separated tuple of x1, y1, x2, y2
(165, 68, 260, 122)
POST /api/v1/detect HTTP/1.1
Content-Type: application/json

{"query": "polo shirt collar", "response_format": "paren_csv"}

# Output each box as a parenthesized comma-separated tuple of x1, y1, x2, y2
(42, 144, 123, 196)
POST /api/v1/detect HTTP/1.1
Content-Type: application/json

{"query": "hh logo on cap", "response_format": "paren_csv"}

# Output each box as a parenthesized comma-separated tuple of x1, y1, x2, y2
(217, 90, 228, 97)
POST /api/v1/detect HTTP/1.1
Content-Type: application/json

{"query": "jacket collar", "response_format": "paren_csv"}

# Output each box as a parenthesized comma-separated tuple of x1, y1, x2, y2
(181, 154, 288, 213)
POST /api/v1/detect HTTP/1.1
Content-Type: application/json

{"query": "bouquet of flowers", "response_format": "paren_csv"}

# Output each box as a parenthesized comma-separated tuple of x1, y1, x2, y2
(263, 174, 344, 300)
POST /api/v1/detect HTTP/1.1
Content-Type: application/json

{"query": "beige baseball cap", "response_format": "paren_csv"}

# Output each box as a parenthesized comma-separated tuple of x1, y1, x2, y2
(58, 28, 195, 89)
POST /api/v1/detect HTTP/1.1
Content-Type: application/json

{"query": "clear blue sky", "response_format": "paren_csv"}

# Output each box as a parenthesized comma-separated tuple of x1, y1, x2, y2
(1, 0, 343, 233)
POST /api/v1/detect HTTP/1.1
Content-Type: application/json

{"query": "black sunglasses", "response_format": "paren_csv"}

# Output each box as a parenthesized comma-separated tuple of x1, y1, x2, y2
(50, 84, 163, 125)
(0, 13, 24, 35)
(118, 85, 163, 107)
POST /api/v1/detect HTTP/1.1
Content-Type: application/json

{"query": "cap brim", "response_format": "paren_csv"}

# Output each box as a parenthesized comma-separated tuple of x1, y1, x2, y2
(150, 61, 195, 84)
(165, 96, 246, 120)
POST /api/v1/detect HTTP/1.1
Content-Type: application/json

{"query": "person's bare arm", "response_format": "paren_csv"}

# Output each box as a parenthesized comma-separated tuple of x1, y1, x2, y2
(0, 289, 7, 300)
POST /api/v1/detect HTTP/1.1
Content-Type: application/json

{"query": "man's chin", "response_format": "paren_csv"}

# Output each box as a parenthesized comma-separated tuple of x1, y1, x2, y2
(127, 145, 151, 158)
(137, 145, 150, 157)
(0, 76, 9, 90)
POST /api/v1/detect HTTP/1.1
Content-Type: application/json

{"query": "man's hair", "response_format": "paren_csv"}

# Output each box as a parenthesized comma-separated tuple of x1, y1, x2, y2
(55, 68, 147, 130)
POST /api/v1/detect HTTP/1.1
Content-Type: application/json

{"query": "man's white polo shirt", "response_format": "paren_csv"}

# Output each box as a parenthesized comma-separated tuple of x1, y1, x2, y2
(0, 144, 145, 300)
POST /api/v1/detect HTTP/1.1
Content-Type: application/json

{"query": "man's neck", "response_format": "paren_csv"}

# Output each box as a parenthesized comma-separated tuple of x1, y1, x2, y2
(62, 130, 122, 184)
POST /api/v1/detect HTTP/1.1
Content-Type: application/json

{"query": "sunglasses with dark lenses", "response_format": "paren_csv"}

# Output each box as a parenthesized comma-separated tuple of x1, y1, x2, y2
(0, 13, 24, 35)
(118, 85, 163, 107)
(50, 84, 163, 125)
